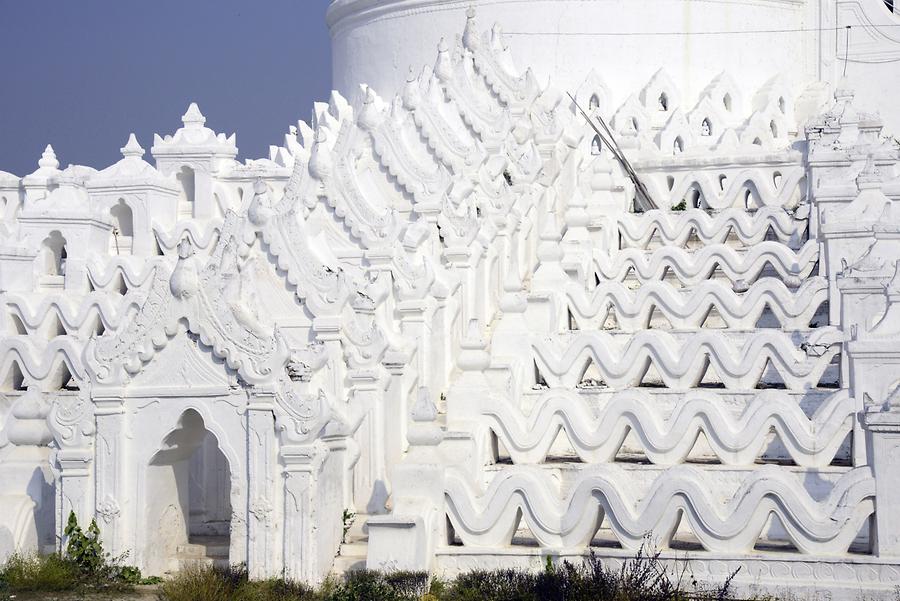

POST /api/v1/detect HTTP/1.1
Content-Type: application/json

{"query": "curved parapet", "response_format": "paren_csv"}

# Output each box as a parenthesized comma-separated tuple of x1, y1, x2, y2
(615, 207, 808, 250)
(445, 465, 875, 554)
(485, 389, 853, 467)
(567, 277, 827, 331)
(532, 329, 841, 390)
(592, 241, 819, 287)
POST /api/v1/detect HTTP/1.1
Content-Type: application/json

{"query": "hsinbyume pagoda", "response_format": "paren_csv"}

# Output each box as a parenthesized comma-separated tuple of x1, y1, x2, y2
(2, 0, 900, 597)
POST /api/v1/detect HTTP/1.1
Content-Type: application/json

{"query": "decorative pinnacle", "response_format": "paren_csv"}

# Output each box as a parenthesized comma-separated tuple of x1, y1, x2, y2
(120, 133, 144, 159)
(411, 387, 438, 423)
(182, 102, 206, 129)
(177, 237, 195, 259)
(463, 6, 479, 49)
(38, 144, 59, 170)
(857, 154, 881, 188)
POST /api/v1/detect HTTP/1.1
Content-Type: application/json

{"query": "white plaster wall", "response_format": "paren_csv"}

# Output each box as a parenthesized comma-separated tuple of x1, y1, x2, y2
(329, 0, 900, 134)
(328, 0, 812, 108)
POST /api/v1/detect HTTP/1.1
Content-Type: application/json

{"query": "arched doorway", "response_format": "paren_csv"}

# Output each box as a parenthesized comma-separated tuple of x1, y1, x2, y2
(143, 410, 232, 574)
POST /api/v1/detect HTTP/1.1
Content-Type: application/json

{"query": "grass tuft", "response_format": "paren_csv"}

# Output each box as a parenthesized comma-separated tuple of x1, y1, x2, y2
(0, 553, 80, 592)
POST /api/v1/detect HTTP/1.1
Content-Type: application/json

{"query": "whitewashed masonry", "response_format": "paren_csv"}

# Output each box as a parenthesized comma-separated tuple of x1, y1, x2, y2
(1, 6, 900, 600)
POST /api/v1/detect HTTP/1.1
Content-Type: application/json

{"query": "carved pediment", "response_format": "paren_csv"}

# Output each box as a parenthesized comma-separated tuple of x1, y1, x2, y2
(128, 331, 231, 392)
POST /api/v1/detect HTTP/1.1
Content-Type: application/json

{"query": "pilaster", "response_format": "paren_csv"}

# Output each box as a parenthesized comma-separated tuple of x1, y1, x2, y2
(246, 387, 280, 578)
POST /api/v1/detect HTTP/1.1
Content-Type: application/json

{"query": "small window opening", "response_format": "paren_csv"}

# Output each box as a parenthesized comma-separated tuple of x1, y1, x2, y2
(673, 137, 684, 155)
(770, 121, 779, 138)
(723, 93, 733, 112)
(591, 134, 602, 155)
(719, 174, 727, 191)
(589, 94, 600, 111)
(658, 93, 669, 112)
(778, 96, 786, 114)
(700, 118, 712, 137)
(39, 231, 67, 276)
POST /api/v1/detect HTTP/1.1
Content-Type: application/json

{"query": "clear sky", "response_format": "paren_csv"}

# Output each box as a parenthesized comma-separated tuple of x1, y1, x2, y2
(0, 0, 333, 176)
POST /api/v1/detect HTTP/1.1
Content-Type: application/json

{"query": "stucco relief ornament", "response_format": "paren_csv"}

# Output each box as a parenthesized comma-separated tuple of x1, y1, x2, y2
(287, 342, 327, 382)
(276, 385, 330, 442)
(840, 238, 884, 277)
(47, 388, 96, 449)
(170, 238, 200, 299)
(247, 178, 272, 226)
(97, 495, 121, 524)
(249, 497, 274, 525)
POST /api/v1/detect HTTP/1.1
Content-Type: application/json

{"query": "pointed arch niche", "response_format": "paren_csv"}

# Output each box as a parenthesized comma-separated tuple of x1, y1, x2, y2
(141, 409, 233, 574)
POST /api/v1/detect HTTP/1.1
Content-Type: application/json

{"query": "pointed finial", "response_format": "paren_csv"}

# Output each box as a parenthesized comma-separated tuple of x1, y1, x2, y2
(434, 37, 453, 81)
(463, 6, 479, 50)
(411, 387, 438, 423)
(120, 133, 144, 159)
(358, 84, 384, 130)
(182, 102, 206, 129)
(857, 154, 881, 188)
(38, 144, 59, 170)
(253, 178, 268, 195)
(177, 237, 195, 259)
(490, 23, 505, 52)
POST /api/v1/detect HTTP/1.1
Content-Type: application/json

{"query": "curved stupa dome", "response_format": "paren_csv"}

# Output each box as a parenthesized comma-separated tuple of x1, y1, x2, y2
(327, 0, 815, 109)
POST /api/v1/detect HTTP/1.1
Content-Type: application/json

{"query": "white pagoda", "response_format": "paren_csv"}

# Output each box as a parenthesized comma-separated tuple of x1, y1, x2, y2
(1, 1, 900, 598)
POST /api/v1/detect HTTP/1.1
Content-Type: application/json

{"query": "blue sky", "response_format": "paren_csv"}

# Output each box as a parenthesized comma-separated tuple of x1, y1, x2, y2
(0, 0, 332, 176)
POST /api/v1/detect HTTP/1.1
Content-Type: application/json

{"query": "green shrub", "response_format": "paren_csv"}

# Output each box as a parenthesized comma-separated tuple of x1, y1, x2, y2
(0, 552, 80, 592)
(0, 512, 149, 595)
(64, 510, 105, 576)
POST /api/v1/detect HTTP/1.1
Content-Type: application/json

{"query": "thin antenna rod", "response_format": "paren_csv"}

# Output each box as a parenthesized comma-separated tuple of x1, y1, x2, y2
(843, 25, 852, 77)
(568, 92, 655, 211)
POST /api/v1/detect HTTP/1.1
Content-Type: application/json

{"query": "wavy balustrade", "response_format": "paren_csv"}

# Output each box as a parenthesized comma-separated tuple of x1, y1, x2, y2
(2, 292, 143, 334)
(532, 329, 841, 390)
(642, 167, 805, 211)
(86, 257, 168, 291)
(592, 241, 818, 287)
(616, 207, 807, 250)
(0, 336, 85, 386)
(445, 465, 874, 554)
(153, 220, 223, 254)
(567, 277, 827, 331)
(485, 389, 852, 467)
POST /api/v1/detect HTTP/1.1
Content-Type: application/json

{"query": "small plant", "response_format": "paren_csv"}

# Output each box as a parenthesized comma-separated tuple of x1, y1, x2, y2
(64, 510, 104, 576)
(341, 508, 356, 545)
(672, 199, 687, 211)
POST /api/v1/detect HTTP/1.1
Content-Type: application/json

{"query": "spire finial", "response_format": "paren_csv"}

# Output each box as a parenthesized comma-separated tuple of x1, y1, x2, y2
(38, 144, 59, 170)
(120, 133, 145, 159)
(177, 237, 195, 259)
(182, 102, 206, 129)
(463, 6, 479, 50)
(857, 154, 881, 188)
